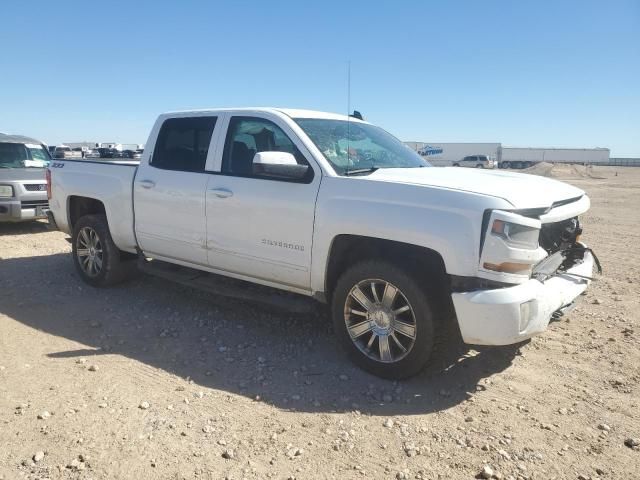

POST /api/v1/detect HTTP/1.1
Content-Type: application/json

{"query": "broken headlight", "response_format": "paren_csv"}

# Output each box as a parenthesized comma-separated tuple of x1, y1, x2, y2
(491, 219, 539, 250)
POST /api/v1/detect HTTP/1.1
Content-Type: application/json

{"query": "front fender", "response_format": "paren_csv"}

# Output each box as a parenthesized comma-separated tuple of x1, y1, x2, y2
(310, 177, 510, 295)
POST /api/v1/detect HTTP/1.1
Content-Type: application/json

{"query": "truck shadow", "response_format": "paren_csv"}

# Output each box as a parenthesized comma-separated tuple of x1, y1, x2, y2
(0, 252, 522, 416)
(0, 220, 49, 236)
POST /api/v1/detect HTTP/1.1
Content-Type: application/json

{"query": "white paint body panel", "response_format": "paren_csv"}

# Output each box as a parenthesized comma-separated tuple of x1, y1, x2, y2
(134, 168, 210, 265)
(48, 160, 138, 252)
(48, 107, 594, 349)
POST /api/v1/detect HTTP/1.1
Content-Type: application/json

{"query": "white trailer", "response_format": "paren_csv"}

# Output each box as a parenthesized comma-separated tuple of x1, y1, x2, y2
(500, 147, 610, 169)
(405, 142, 501, 166)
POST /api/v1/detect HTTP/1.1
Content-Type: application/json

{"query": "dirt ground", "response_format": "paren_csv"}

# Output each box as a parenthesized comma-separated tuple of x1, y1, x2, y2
(1, 165, 639, 480)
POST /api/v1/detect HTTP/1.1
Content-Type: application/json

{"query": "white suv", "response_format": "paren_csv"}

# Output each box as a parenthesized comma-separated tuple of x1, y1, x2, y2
(453, 155, 496, 168)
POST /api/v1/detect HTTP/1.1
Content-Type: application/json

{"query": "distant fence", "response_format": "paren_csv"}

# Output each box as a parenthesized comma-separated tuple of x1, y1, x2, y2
(593, 158, 640, 167)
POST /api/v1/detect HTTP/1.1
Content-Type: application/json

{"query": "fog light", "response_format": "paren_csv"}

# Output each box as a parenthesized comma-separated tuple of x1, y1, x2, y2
(519, 300, 536, 332)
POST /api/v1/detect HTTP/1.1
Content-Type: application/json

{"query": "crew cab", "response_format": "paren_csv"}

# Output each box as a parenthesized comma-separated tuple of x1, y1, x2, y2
(0, 134, 51, 222)
(47, 108, 596, 378)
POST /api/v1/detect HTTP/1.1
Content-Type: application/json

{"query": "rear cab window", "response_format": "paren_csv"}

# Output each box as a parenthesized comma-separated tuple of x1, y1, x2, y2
(152, 116, 217, 172)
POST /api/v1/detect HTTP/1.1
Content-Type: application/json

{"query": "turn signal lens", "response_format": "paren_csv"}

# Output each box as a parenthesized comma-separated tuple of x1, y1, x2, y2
(491, 219, 505, 234)
(483, 261, 532, 274)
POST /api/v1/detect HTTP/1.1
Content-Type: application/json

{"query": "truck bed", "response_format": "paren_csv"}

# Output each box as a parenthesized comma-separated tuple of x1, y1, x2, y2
(49, 159, 139, 252)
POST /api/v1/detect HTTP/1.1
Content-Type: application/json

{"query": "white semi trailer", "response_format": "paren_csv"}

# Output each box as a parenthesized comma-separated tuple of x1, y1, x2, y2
(405, 142, 611, 169)
(405, 142, 501, 166)
(500, 147, 610, 169)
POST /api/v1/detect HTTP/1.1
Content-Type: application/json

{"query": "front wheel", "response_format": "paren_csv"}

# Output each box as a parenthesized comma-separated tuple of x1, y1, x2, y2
(72, 214, 135, 287)
(331, 260, 436, 379)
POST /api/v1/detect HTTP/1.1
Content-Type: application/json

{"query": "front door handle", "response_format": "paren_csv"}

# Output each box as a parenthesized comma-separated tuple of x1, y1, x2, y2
(139, 180, 156, 189)
(209, 187, 233, 198)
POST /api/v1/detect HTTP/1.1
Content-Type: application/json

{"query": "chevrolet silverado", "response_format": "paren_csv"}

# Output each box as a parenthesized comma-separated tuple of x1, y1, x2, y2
(47, 108, 597, 378)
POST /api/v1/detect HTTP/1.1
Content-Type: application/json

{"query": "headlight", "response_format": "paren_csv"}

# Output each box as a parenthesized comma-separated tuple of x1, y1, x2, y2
(0, 185, 14, 198)
(479, 210, 546, 278)
(491, 219, 539, 249)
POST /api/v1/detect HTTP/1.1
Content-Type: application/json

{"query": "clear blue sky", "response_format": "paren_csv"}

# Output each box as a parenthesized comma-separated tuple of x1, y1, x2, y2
(1, 0, 638, 156)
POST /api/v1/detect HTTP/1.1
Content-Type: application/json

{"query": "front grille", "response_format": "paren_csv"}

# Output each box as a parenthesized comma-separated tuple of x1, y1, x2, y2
(539, 217, 581, 254)
(24, 183, 47, 192)
(21, 200, 49, 209)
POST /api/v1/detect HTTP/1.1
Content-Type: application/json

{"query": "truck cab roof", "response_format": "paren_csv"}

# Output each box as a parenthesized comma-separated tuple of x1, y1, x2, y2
(161, 107, 367, 123)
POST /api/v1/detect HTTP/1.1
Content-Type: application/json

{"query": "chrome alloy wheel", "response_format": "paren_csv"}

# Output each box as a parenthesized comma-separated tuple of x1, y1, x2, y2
(76, 226, 103, 277)
(343, 279, 417, 363)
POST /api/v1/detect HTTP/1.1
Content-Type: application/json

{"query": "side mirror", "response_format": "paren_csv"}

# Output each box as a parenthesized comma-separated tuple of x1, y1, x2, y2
(252, 151, 309, 180)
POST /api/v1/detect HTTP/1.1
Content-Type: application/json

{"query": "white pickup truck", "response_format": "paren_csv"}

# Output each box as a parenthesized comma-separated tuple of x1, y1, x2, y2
(47, 108, 597, 378)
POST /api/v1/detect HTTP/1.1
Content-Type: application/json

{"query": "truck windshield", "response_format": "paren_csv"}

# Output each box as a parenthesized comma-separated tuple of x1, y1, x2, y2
(295, 118, 430, 175)
(0, 143, 50, 168)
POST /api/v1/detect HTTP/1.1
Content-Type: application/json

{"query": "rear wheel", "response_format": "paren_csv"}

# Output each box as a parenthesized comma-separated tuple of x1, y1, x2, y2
(331, 260, 436, 379)
(476, 164, 484, 168)
(452, 163, 459, 167)
(72, 214, 136, 287)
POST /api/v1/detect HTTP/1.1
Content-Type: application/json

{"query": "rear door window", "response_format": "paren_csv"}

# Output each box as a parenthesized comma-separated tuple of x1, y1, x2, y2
(152, 117, 217, 172)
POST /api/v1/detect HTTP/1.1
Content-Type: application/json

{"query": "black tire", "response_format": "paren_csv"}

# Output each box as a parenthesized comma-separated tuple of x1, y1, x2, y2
(452, 163, 459, 167)
(72, 214, 136, 287)
(501, 161, 510, 169)
(331, 260, 437, 379)
(476, 164, 484, 168)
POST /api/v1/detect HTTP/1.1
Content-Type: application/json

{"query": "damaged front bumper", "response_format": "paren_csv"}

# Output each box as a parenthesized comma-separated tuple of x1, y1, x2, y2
(451, 248, 595, 346)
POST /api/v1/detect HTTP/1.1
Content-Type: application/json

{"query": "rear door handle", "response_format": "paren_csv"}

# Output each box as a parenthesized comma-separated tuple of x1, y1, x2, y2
(139, 180, 156, 189)
(209, 187, 233, 198)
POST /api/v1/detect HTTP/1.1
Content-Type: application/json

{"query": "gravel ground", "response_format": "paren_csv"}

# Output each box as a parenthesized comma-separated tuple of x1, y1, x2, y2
(1, 165, 638, 480)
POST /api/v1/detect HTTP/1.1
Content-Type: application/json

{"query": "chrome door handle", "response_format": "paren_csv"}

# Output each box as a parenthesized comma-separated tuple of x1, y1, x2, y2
(209, 187, 233, 198)
(139, 180, 156, 189)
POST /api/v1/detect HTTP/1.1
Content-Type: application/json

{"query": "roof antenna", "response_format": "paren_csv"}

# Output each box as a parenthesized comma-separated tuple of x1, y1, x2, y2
(347, 62, 364, 121)
(347, 60, 351, 120)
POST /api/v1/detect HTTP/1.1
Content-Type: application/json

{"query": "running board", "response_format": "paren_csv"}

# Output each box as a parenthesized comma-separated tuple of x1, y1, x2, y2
(138, 259, 317, 314)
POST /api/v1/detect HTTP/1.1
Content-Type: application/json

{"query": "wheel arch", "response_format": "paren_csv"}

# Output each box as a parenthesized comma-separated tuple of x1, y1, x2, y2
(324, 235, 448, 303)
(67, 196, 106, 230)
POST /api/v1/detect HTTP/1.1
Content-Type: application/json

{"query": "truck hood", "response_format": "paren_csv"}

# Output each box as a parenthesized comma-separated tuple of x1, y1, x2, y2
(365, 167, 585, 209)
(0, 168, 46, 181)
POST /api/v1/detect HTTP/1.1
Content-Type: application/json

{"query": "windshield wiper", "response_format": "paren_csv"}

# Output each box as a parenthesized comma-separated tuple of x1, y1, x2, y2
(343, 167, 379, 176)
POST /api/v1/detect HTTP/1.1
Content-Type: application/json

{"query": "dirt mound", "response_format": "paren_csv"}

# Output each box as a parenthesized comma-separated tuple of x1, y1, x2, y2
(522, 161, 555, 177)
(522, 163, 608, 180)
